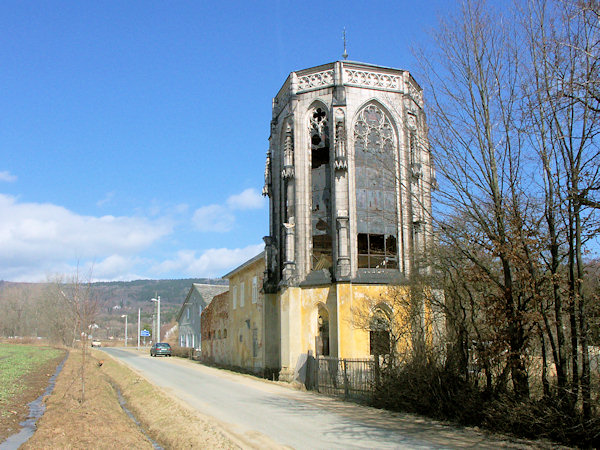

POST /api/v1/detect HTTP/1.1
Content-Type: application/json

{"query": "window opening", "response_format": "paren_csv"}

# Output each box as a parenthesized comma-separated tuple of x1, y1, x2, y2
(357, 233, 398, 269)
(310, 107, 332, 270)
(354, 104, 398, 269)
(232, 286, 237, 309)
(252, 276, 258, 304)
(239, 282, 245, 307)
(370, 309, 391, 356)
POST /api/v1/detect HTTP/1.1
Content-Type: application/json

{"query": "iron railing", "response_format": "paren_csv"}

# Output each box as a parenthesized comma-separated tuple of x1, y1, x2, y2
(311, 356, 375, 402)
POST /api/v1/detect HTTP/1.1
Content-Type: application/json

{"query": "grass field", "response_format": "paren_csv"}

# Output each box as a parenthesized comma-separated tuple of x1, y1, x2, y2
(0, 343, 63, 414)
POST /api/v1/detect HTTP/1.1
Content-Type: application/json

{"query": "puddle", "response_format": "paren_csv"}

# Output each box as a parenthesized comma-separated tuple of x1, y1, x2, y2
(0, 353, 68, 450)
(113, 384, 163, 449)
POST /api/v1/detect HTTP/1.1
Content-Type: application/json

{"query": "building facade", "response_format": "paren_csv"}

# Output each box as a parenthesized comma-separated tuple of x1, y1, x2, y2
(176, 283, 227, 349)
(201, 253, 278, 373)
(261, 61, 434, 380)
(200, 60, 435, 381)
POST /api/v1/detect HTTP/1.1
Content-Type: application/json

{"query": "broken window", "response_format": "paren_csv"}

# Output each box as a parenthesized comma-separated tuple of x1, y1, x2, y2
(310, 106, 332, 269)
(354, 103, 398, 270)
(357, 233, 398, 268)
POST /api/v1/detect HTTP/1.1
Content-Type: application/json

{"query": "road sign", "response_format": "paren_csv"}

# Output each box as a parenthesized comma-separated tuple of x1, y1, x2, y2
(141, 330, 150, 337)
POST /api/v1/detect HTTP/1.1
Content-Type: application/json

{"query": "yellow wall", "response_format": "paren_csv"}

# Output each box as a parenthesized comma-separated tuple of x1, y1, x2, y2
(226, 258, 265, 372)
(278, 283, 416, 379)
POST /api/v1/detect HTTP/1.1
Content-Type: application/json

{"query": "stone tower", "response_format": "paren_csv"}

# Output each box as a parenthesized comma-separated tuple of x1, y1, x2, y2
(262, 61, 433, 292)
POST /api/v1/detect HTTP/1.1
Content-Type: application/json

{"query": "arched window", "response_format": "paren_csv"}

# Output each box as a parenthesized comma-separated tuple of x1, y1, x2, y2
(309, 106, 332, 270)
(354, 103, 398, 269)
(370, 308, 391, 356)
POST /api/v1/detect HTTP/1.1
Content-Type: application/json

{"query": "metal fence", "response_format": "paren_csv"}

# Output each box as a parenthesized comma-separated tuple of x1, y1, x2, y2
(312, 356, 375, 402)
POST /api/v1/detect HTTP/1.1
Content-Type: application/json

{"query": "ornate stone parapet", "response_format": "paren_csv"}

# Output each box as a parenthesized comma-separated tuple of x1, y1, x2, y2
(344, 68, 403, 91)
(297, 69, 334, 93)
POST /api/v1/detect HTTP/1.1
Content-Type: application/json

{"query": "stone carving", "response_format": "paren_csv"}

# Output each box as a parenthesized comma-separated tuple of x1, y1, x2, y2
(334, 108, 347, 171)
(262, 151, 272, 197)
(281, 121, 294, 179)
(345, 69, 402, 91)
(297, 70, 334, 92)
(407, 79, 424, 106)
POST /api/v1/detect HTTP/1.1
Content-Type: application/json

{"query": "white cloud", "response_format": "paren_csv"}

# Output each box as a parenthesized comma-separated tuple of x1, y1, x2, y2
(192, 204, 235, 232)
(152, 243, 264, 278)
(226, 188, 265, 210)
(192, 188, 265, 233)
(0, 171, 17, 182)
(0, 194, 172, 281)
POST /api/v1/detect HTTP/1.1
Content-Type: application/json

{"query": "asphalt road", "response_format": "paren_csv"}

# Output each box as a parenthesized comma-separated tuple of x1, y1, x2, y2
(101, 347, 530, 449)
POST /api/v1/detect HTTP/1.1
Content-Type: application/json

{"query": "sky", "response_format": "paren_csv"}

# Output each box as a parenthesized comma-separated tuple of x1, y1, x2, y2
(0, 1, 450, 282)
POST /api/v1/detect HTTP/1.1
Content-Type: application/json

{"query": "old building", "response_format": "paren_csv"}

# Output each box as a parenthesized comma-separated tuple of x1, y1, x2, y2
(176, 283, 227, 348)
(201, 253, 278, 373)
(262, 60, 434, 380)
(201, 59, 435, 381)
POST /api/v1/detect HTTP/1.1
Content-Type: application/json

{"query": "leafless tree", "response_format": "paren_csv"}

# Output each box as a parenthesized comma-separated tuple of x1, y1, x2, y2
(57, 266, 99, 403)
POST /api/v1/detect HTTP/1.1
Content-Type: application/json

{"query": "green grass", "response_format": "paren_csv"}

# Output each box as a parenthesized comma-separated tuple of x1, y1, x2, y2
(0, 343, 63, 415)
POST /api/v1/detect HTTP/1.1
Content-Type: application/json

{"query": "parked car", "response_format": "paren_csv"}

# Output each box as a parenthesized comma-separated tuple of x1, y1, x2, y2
(150, 342, 172, 357)
(91, 340, 102, 347)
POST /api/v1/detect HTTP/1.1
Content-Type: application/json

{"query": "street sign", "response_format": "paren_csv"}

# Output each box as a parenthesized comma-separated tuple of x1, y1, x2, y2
(141, 330, 150, 337)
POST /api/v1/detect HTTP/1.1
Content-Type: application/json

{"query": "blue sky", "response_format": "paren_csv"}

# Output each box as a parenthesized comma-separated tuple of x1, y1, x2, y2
(0, 1, 449, 282)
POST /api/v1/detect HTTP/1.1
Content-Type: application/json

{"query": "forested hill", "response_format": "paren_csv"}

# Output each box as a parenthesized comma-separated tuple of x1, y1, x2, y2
(91, 278, 228, 307)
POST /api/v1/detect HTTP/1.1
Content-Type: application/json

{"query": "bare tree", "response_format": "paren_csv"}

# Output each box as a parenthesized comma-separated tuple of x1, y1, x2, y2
(57, 267, 99, 403)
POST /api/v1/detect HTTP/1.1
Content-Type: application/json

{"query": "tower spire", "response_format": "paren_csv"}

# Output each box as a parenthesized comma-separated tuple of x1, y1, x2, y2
(342, 28, 348, 60)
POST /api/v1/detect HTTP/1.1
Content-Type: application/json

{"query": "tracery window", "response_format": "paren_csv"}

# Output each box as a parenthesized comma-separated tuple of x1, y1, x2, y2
(354, 104, 398, 269)
(309, 106, 332, 270)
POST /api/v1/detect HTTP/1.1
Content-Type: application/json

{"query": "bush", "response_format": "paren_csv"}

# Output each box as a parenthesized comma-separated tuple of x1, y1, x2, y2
(170, 346, 193, 358)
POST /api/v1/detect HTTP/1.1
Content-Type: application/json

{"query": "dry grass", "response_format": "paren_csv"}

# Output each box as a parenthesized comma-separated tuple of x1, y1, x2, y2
(22, 349, 238, 449)
(22, 349, 153, 449)
(100, 352, 238, 449)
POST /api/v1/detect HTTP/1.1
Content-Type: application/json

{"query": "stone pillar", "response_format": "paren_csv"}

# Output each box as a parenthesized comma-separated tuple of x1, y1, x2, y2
(282, 218, 296, 281)
(281, 120, 296, 283)
(333, 107, 350, 279)
(336, 214, 350, 278)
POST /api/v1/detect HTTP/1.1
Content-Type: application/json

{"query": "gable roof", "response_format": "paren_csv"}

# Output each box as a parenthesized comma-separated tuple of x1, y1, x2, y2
(222, 251, 265, 279)
(175, 283, 228, 323)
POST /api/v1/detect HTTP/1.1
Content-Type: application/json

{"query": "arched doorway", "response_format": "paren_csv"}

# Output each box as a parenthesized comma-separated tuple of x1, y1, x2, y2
(316, 305, 330, 356)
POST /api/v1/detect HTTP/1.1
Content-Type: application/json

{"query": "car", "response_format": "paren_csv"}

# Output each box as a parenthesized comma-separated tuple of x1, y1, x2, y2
(91, 340, 102, 347)
(150, 342, 172, 357)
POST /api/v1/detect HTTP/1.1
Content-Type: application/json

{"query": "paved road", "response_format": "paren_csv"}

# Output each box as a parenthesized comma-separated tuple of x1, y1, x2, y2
(101, 347, 529, 449)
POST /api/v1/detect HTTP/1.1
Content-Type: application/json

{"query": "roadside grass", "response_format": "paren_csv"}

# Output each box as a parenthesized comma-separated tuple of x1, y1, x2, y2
(22, 349, 154, 449)
(0, 343, 63, 418)
(23, 349, 238, 449)
(99, 350, 238, 449)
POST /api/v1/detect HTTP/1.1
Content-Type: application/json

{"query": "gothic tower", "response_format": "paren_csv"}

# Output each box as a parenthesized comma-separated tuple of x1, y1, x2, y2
(262, 61, 433, 291)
